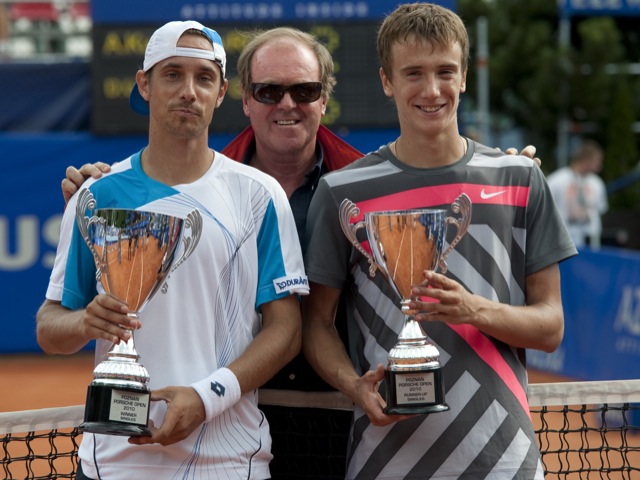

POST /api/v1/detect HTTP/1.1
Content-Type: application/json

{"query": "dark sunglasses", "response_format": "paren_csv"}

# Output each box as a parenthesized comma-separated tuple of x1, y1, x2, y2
(251, 82, 323, 104)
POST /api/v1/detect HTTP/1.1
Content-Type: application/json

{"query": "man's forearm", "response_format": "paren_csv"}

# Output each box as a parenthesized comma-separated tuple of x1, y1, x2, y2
(303, 317, 359, 401)
(228, 295, 301, 395)
(36, 300, 89, 355)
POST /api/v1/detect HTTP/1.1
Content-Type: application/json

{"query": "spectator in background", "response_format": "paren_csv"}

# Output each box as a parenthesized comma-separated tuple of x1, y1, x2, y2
(547, 139, 608, 248)
(0, 4, 9, 57)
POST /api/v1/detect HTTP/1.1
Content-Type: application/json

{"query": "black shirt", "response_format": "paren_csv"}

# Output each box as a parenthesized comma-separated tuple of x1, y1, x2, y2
(243, 141, 339, 391)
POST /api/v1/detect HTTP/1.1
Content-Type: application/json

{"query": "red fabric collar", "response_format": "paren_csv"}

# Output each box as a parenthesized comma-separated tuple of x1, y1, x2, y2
(221, 124, 362, 172)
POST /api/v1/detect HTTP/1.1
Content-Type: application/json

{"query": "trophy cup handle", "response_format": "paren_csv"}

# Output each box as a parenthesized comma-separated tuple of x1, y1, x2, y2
(438, 193, 472, 274)
(158, 209, 202, 295)
(169, 209, 203, 273)
(76, 189, 107, 282)
(339, 199, 378, 278)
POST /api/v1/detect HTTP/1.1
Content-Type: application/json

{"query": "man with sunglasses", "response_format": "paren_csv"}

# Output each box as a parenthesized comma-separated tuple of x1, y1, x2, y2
(222, 28, 363, 479)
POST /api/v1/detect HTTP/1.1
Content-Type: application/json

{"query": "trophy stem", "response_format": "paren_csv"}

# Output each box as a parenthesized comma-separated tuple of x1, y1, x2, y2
(91, 312, 149, 390)
(398, 299, 427, 343)
(107, 313, 142, 361)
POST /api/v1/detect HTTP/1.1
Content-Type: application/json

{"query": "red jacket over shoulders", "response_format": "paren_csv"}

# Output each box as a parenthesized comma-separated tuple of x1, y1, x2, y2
(221, 124, 363, 172)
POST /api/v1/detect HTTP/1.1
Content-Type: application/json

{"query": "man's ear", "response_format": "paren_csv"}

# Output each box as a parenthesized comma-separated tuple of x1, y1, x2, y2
(380, 67, 394, 98)
(215, 79, 229, 109)
(136, 70, 150, 102)
(241, 90, 251, 118)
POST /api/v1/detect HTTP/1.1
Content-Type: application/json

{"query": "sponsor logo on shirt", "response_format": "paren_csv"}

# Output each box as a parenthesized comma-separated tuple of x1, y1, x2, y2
(480, 188, 507, 199)
(274, 275, 309, 294)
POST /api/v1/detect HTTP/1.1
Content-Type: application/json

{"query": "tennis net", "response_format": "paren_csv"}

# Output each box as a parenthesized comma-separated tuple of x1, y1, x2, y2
(528, 379, 640, 479)
(2, 381, 639, 479)
(0, 405, 83, 479)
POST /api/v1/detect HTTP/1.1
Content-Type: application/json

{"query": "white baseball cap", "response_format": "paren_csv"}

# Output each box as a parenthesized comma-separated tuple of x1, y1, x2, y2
(129, 20, 226, 115)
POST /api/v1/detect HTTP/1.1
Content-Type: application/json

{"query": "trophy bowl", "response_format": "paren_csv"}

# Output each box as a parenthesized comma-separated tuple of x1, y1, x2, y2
(75, 189, 201, 435)
(340, 193, 471, 414)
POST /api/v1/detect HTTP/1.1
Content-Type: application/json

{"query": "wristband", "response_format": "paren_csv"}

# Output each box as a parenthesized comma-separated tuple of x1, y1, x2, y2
(191, 367, 241, 422)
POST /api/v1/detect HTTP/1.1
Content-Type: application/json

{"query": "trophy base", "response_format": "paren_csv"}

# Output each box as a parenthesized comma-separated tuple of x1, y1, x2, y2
(384, 367, 449, 415)
(385, 403, 450, 415)
(79, 421, 152, 437)
(81, 383, 151, 437)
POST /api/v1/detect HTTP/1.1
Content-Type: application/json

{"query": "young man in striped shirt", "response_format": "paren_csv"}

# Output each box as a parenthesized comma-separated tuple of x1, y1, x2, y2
(302, 3, 577, 479)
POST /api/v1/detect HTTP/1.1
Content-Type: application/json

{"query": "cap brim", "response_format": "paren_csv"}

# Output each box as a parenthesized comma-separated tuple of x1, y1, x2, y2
(129, 84, 150, 116)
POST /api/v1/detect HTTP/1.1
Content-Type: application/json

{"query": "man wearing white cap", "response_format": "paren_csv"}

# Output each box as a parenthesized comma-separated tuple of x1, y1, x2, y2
(37, 20, 306, 479)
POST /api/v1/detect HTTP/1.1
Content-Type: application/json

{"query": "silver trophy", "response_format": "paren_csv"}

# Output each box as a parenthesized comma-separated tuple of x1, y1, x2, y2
(75, 189, 202, 436)
(340, 193, 471, 414)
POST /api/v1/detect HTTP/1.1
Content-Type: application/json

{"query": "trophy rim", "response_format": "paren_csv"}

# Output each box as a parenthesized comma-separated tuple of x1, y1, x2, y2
(94, 207, 173, 215)
(366, 208, 447, 216)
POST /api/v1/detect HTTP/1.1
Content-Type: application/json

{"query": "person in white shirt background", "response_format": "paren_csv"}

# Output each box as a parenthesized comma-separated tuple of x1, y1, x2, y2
(547, 139, 609, 248)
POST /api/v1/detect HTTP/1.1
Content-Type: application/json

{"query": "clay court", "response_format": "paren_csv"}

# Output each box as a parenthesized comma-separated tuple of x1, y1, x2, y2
(0, 352, 94, 412)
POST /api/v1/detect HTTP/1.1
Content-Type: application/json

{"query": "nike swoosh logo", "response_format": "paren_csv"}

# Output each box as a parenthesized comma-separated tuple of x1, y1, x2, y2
(480, 189, 507, 199)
